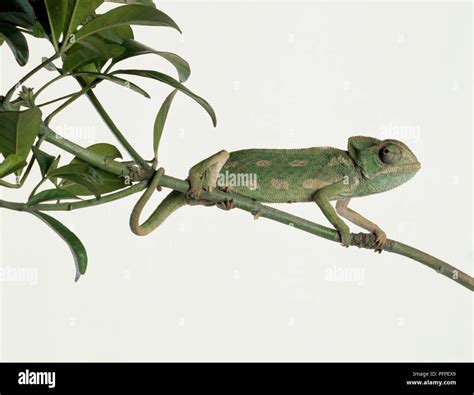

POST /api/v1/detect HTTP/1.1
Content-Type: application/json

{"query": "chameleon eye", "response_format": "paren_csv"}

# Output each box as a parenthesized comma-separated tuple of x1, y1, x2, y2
(379, 144, 402, 165)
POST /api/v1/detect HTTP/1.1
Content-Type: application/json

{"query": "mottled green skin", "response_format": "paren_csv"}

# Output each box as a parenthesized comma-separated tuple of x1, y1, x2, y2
(218, 137, 420, 203)
(219, 147, 358, 203)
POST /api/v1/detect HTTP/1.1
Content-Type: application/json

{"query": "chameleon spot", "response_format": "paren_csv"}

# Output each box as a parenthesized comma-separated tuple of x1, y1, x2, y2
(271, 179, 289, 190)
(289, 160, 308, 167)
(302, 179, 329, 189)
(256, 160, 272, 167)
(225, 161, 239, 168)
(328, 156, 352, 166)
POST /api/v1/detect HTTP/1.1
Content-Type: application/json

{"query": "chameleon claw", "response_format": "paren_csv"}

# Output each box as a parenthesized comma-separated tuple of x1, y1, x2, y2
(186, 187, 201, 199)
(253, 210, 261, 220)
(373, 228, 387, 252)
(339, 232, 352, 247)
(217, 198, 234, 211)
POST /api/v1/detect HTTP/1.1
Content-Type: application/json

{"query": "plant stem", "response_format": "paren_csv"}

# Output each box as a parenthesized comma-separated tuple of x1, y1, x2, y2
(37, 92, 77, 108)
(0, 137, 46, 189)
(0, 200, 26, 211)
(38, 124, 136, 178)
(44, 82, 99, 124)
(4, 54, 59, 103)
(30, 181, 148, 211)
(76, 78, 148, 169)
(34, 72, 105, 100)
(33, 74, 66, 99)
(0, 179, 20, 188)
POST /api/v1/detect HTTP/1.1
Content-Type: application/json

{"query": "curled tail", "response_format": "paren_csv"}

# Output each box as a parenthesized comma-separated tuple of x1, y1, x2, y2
(130, 168, 187, 236)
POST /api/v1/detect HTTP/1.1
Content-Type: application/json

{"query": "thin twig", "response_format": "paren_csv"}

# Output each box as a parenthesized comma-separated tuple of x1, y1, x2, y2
(4, 54, 59, 103)
(75, 78, 149, 169)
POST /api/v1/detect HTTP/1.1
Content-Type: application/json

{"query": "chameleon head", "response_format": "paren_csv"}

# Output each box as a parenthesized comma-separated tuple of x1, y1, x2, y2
(347, 136, 421, 192)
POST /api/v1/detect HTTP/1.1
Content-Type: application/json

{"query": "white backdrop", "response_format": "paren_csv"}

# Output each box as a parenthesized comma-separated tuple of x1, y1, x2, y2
(0, 1, 472, 361)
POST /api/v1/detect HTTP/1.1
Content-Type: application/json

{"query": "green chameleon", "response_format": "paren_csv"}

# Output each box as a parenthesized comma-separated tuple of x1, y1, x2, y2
(130, 136, 421, 248)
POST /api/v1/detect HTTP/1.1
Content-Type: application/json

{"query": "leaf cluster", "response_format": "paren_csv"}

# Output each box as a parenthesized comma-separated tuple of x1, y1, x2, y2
(0, 0, 216, 280)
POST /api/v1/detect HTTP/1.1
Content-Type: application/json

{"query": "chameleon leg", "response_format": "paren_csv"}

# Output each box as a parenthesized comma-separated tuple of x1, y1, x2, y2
(313, 181, 352, 247)
(215, 186, 234, 210)
(335, 198, 387, 249)
(130, 168, 187, 236)
(187, 150, 230, 197)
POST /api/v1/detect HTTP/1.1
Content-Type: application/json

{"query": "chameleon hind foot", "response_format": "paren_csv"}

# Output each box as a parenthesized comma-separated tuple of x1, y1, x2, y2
(217, 199, 234, 211)
(215, 186, 234, 210)
(338, 227, 352, 248)
(187, 150, 230, 198)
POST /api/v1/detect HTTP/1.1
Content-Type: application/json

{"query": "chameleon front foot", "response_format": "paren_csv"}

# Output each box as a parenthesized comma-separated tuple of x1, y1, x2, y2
(338, 228, 352, 248)
(373, 228, 387, 251)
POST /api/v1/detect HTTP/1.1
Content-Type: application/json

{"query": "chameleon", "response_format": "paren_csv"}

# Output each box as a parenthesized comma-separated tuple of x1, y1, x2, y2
(130, 136, 421, 248)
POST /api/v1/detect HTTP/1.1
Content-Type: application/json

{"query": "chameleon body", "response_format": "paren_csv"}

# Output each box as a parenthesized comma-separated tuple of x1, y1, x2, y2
(130, 136, 420, 248)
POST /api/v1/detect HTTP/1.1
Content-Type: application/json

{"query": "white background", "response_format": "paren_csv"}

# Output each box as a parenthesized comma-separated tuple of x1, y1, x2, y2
(0, 1, 472, 361)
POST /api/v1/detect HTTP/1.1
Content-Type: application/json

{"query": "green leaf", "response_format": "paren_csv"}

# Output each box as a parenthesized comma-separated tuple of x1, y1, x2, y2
(31, 211, 88, 281)
(56, 174, 101, 199)
(32, 21, 48, 38)
(27, 188, 79, 206)
(112, 69, 217, 126)
(70, 71, 150, 98)
(106, 0, 156, 7)
(0, 23, 28, 65)
(48, 163, 102, 198)
(75, 4, 181, 42)
(62, 143, 126, 196)
(153, 89, 177, 158)
(62, 170, 125, 196)
(112, 39, 190, 82)
(0, 1, 35, 27)
(44, 0, 70, 50)
(72, 143, 123, 160)
(45, 155, 61, 178)
(48, 163, 100, 181)
(97, 24, 133, 44)
(32, 146, 56, 177)
(0, 12, 34, 28)
(29, 1, 52, 38)
(41, 56, 57, 71)
(63, 0, 104, 41)
(44, 0, 104, 51)
(0, 154, 27, 178)
(0, 107, 41, 160)
(63, 35, 125, 73)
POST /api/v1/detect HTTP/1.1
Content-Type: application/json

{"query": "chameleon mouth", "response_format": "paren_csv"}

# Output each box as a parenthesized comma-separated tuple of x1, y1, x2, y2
(386, 162, 421, 174)
(409, 162, 421, 171)
(363, 162, 421, 179)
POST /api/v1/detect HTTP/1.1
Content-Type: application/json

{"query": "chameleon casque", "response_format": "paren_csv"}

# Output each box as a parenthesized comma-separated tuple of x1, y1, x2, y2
(130, 136, 421, 249)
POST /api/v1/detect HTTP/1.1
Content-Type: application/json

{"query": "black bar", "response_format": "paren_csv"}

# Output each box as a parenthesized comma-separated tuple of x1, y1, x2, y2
(0, 362, 472, 394)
